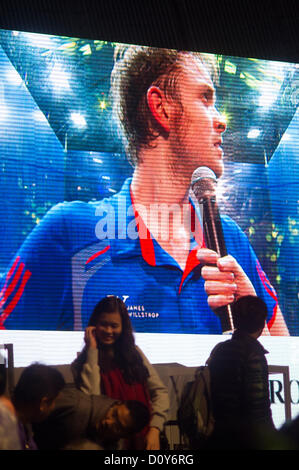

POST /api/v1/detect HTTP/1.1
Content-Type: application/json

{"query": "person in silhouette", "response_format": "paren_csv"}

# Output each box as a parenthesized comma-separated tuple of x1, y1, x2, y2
(207, 295, 275, 449)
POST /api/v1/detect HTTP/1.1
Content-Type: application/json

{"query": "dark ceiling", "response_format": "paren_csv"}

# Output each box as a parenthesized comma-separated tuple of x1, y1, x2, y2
(0, 28, 298, 165)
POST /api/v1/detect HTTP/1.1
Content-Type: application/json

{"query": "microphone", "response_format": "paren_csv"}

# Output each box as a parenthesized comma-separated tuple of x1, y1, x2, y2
(191, 166, 234, 334)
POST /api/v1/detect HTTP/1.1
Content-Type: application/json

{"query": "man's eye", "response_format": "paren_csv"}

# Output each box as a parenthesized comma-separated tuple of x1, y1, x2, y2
(202, 93, 211, 103)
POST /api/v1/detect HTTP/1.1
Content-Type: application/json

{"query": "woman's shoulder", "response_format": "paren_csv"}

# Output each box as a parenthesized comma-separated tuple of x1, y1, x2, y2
(134, 345, 148, 361)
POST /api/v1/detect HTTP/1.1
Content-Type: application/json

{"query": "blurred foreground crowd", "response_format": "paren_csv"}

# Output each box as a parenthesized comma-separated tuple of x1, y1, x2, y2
(1, 295, 299, 451)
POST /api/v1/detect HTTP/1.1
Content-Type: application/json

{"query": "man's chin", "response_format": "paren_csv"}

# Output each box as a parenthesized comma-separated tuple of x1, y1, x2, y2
(212, 161, 224, 179)
(214, 167, 224, 179)
(190, 157, 224, 180)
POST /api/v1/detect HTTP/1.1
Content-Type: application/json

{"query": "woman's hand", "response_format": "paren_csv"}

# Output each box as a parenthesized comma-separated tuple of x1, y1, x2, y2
(84, 326, 98, 349)
(145, 427, 160, 450)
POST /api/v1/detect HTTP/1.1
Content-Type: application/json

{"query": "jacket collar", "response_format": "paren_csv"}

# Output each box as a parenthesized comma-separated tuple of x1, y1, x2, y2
(107, 178, 204, 270)
(232, 329, 269, 355)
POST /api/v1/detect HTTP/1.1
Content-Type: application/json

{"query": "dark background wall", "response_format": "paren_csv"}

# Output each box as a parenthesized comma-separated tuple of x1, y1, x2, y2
(0, 0, 298, 63)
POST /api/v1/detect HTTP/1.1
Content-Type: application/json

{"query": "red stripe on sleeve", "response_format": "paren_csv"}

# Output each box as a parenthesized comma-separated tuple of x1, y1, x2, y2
(0, 256, 21, 300)
(256, 260, 278, 328)
(0, 262, 25, 308)
(256, 260, 277, 302)
(85, 245, 111, 265)
(267, 304, 278, 331)
(0, 270, 32, 326)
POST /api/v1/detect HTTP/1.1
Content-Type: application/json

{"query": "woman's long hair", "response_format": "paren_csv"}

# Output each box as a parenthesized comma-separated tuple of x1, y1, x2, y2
(73, 296, 149, 385)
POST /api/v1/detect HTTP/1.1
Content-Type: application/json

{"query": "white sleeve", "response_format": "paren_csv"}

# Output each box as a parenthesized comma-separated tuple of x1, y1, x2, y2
(136, 346, 170, 431)
(78, 348, 101, 395)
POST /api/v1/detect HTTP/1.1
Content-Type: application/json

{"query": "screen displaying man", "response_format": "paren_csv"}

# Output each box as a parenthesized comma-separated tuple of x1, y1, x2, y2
(0, 45, 289, 335)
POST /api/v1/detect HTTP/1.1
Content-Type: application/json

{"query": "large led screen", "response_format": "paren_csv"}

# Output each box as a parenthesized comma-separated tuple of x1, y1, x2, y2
(0, 29, 298, 336)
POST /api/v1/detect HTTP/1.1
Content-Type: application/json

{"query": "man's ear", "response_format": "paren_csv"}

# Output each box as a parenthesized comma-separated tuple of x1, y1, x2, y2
(39, 396, 53, 413)
(39, 396, 48, 412)
(146, 86, 170, 133)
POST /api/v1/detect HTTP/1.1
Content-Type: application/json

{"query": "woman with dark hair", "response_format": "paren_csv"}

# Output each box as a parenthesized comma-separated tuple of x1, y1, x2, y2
(71, 296, 169, 450)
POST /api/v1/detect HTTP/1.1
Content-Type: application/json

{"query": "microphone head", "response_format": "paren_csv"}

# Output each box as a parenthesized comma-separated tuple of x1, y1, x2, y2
(191, 166, 218, 200)
(191, 166, 217, 187)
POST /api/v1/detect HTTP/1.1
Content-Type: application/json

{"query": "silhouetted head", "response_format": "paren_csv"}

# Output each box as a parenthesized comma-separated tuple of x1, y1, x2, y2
(12, 363, 65, 423)
(232, 295, 268, 337)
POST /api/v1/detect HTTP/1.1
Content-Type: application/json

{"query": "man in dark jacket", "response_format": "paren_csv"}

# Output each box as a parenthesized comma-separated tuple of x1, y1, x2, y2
(207, 295, 275, 450)
(32, 385, 150, 450)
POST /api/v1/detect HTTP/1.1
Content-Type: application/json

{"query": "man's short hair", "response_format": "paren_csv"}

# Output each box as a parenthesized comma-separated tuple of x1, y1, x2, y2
(111, 45, 217, 166)
(13, 363, 65, 407)
(123, 400, 150, 434)
(232, 295, 268, 334)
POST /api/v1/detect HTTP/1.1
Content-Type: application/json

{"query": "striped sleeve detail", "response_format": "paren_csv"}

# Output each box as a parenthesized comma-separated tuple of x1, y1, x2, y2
(0, 257, 32, 328)
(85, 245, 111, 265)
(256, 259, 278, 328)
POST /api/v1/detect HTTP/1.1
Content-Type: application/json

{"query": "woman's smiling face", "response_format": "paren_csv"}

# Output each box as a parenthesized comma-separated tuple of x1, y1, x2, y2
(95, 311, 122, 346)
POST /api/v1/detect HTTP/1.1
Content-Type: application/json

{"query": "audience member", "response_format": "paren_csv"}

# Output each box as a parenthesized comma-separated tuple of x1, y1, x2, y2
(71, 295, 169, 450)
(32, 385, 150, 450)
(12, 363, 65, 450)
(0, 353, 21, 450)
(207, 295, 275, 449)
